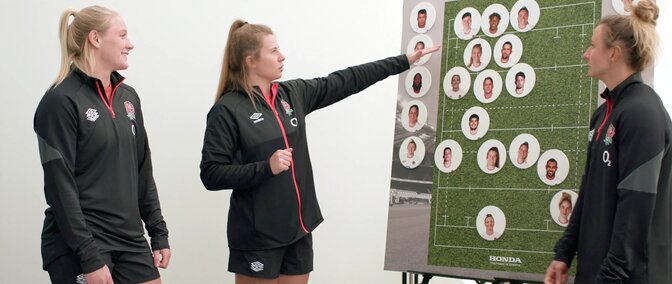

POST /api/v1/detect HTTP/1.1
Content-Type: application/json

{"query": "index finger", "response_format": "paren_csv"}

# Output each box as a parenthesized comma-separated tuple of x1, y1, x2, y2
(422, 45, 441, 55)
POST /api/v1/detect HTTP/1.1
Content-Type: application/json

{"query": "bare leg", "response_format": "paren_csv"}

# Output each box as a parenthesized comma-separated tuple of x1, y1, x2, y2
(278, 273, 309, 284)
(142, 278, 161, 284)
(236, 274, 280, 284)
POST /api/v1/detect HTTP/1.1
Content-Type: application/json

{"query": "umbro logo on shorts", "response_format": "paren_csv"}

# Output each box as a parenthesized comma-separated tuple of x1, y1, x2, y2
(250, 113, 264, 124)
(250, 261, 264, 272)
(76, 273, 87, 284)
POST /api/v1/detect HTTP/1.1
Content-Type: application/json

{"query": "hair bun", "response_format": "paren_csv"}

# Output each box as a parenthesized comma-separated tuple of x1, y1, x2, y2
(633, 0, 659, 25)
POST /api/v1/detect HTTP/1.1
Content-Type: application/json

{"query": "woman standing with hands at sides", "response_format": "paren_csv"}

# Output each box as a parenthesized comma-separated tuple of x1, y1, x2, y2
(544, 1, 671, 283)
(34, 6, 170, 284)
(200, 20, 439, 284)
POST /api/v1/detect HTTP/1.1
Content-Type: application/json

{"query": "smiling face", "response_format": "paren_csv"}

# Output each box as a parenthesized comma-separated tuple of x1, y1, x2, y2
(546, 160, 558, 180)
(96, 15, 134, 73)
(485, 215, 495, 234)
(407, 141, 417, 157)
(469, 117, 479, 132)
(489, 14, 500, 34)
(518, 9, 529, 29)
(249, 34, 285, 85)
(486, 148, 498, 170)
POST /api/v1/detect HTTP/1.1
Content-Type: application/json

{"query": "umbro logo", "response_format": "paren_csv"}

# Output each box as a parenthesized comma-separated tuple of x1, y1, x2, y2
(250, 261, 264, 272)
(250, 113, 264, 124)
(85, 108, 99, 122)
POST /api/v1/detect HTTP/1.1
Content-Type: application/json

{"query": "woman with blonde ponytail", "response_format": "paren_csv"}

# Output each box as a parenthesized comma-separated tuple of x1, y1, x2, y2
(35, 6, 170, 284)
(545, 1, 671, 283)
(200, 19, 438, 284)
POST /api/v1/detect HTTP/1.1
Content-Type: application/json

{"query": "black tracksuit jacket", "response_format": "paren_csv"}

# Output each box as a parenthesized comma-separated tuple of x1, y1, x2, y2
(553, 73, 672, 283)
(200, 55, 409, 250)
(34, 68, 169, 273)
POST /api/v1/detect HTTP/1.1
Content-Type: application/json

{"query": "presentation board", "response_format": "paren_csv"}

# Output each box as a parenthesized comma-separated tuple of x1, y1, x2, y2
(384, 0, 619, 281)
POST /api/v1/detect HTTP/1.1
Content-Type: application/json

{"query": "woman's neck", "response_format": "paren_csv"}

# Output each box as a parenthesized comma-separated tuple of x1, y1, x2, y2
(249, 74, 272, 100)
(602, 63, 636, 91)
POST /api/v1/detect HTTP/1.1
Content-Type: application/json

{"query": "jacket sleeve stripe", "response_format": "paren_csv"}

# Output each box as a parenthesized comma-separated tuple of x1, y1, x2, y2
(618, 149, 664, 194)
(37, 135, 64, 165)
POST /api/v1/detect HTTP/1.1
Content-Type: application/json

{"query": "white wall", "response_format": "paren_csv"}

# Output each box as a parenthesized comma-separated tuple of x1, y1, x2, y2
(0, 1, 668, 283)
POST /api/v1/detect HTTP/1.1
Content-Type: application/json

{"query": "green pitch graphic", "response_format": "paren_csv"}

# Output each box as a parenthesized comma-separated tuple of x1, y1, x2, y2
(428, 0, 601, 274)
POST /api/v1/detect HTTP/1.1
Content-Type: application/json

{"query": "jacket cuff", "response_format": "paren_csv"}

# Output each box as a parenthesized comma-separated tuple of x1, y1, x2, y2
(151, 236, 170, 251)
(553, 252, 574, 267)
(80, 256, 106, 274)
(397, 54, 411, 71)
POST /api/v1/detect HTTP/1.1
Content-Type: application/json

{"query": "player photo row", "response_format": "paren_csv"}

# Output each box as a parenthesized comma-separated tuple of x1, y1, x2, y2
(441, 66, 535, 102)
(463, 35, 524, 71)
(476, 194, 577, 241)
(433, 136, 570, 186)
(454, 0, 541, 40)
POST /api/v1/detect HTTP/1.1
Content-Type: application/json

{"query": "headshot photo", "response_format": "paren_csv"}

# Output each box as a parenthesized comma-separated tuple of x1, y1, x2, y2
(401, 100, 428, 132)
(474, 69, 503, 104)
(481, 4, 510, 37)
(510, 0, 541, 32)
(434, 139, 463, 173)
(461, 106, 490, 140)
(505, 63, 536, 98)
(494, 34, 523, 68)
(550, 190, 579, 227)
(405, 66, 432, 98)
(477, 206, 506, 241)
(454, 7, 481, 40)
(537, 149, 570, 186)
(399, 136, 426, 169)
(410, 2, 437, 33)
(478, 139, 507, 174)
(443, 66, 471, 100)
(612, 0, 633, 15)
(463, 38, 492, 72)
(407, 34, 434, 65)
(508, 133, 541, 169)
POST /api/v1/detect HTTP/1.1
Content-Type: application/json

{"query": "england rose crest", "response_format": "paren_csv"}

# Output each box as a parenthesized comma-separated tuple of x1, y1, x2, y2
(124, 101, 136, 121)
(280, 99, 294, 116)
(604, 124, 615, 146)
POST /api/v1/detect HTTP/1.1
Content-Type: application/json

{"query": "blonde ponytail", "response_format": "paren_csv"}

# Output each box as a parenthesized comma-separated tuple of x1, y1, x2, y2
(215, 20, 274, 106)
(52, 6, 118, 87)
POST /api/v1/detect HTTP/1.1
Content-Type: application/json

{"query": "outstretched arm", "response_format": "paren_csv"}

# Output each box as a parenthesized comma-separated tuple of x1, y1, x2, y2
(406, 45, 441, 65)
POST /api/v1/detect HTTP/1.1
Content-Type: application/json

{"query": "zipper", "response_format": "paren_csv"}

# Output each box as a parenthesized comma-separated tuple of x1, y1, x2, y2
(263, 83, 309, 234)
(94, 79, 125, 119)
(595, 96, 613, 142)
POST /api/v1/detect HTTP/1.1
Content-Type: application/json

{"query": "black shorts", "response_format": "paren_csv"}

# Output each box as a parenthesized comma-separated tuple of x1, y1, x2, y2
(229, 233, 314, 279)
(46, 250, 160, 284)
